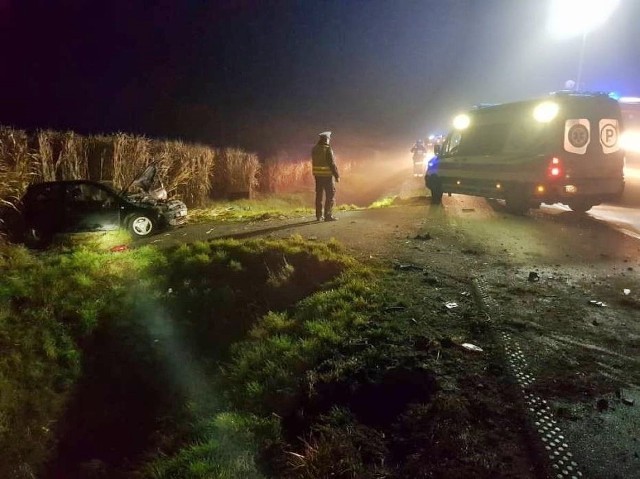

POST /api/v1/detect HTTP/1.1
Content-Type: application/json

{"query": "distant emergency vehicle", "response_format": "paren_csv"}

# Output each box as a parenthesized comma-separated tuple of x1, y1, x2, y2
(425, 92, 625, 213)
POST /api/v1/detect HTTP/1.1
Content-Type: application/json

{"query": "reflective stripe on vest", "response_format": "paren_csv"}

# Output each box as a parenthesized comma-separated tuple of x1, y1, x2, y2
(312, 165, 332, 176)
(312, 144, 333, 177)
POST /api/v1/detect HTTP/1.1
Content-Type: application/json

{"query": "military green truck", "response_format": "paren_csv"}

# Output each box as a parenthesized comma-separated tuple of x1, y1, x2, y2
(425, 92, 625, 213)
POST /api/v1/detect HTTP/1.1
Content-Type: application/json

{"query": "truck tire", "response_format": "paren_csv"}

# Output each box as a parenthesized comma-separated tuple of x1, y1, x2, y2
(505, 193, 530, 215)
(568, 201, 595, 213)
(429, 176, 443, 205)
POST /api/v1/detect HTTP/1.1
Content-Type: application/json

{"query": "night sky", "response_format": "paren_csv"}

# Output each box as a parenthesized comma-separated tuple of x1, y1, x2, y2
(2, 0, 639, 158)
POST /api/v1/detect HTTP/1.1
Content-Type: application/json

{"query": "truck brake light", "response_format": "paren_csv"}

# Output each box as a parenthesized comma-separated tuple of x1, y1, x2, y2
(547, 157, 563, 178)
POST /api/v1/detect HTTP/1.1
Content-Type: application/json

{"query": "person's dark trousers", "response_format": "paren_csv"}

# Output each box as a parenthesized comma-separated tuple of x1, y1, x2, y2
(314, 175, 336, 220)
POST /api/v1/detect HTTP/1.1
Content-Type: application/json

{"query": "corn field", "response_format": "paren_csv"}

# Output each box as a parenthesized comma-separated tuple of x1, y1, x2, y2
(0, 127, 263, 207)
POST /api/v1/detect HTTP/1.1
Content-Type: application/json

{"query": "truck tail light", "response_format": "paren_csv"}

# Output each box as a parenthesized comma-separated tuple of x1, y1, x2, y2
(547, 157, 563, 179)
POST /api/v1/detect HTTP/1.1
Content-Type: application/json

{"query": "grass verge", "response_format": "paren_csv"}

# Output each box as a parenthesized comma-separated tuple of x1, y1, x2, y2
(187, 194, 361, 224)
(1, 233, 539, 478)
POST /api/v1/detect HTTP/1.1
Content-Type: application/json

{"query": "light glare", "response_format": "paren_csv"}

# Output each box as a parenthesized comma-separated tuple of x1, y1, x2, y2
(453, 114, 470, 130)
(549, 0, 620, 39)
(533, 102, 559, 123)
(621, 130, 640, 153)
(619, 97, 640, 104)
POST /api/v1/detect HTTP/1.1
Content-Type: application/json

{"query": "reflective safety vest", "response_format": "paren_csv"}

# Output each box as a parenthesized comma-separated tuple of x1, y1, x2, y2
(312, 143, 335, 177)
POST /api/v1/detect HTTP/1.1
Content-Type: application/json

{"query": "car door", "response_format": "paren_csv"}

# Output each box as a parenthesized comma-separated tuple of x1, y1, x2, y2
(23, 183, 65, 236)
(64, 183, 121, 232)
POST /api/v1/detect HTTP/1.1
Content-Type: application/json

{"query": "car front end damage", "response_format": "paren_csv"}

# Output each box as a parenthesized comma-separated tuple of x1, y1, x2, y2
(161, 199, 188, 226)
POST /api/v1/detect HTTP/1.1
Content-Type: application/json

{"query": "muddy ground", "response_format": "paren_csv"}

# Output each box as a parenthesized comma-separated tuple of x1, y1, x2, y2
(139, 174, 640, 478)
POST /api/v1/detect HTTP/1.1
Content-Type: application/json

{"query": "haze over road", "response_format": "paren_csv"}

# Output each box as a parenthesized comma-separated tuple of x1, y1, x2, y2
(544, 166, 640, 240)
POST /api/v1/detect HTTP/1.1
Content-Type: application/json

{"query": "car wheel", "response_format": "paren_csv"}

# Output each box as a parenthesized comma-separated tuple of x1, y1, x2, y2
(128, 214, 155, 237)
(24, 225, 52, 249)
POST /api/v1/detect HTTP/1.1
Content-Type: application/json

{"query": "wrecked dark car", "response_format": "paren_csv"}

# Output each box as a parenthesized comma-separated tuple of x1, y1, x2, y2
(19, 163, 187, 247)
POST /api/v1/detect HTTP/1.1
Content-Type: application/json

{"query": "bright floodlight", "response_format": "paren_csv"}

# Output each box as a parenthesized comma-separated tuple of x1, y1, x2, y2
(621, 131, 640, 153)
(453, 114, 470, 130)
(533, 101, 559, 122)
(549, 0, 620, 39)
(619, 97, 640, 104)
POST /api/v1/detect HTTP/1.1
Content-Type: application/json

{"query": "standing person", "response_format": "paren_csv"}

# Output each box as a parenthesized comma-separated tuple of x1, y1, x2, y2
(411, 139, 427, 176)
(312, 131, 340, 221)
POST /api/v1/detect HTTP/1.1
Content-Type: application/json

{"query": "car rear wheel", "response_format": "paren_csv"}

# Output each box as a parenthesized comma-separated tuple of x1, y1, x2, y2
(128, 214, 155, 237)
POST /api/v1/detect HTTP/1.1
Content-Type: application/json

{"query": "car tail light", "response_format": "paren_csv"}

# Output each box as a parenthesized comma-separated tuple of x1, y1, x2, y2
(547, 157, 563, 179)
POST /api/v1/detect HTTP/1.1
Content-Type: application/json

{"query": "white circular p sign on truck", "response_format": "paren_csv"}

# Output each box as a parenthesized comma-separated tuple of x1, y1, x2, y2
(599, 119, 619, 154)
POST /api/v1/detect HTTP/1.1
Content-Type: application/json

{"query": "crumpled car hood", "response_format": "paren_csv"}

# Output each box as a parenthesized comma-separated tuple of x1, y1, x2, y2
(123, 162, 172, 206)
(125, 163, 158, 195)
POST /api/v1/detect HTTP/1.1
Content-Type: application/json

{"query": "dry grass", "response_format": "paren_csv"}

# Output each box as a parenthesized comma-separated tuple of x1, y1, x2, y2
(85, 135, 116, 182)
(59, 131, 89, 180)
(150, 140, 216, 207)
(113, 133, 151, 190)
(0, 127, 34, 202)
(260, 152, 313, 194)
(35, 130, 57, 182)
(212, 148, 260, 198)
(260, 152, 357, 195)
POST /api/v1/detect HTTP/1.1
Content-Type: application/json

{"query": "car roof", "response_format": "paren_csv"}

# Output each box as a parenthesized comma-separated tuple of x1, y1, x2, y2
(25, 180, 121, 196)
(27, 180, 114, 189)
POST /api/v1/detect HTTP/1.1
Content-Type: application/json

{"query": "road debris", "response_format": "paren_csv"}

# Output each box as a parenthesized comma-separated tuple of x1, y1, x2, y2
(445, 302, 459, 309)
(528, 271, 540, 282)
(423, 271, 440, 285)
(109, 244, 128, 253)
(623, 288, 631, 295)
(414, 233, 432, 240)
(384, 306, 406, 313)
(588, 300, 607, 307)
(462, 208, 475, 212)
(394, 263, 423, 272)
(596, 398, 609, 412)
(206, 228, 215, 234)
(461, 343, 483, 352)
(621, 397, 635, 406)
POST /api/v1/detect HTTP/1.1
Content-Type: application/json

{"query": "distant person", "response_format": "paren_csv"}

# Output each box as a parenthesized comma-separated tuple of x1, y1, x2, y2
(411, 139, 428, 176)
(411, 139, 427, 158)
(311, 131, 340, 221)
